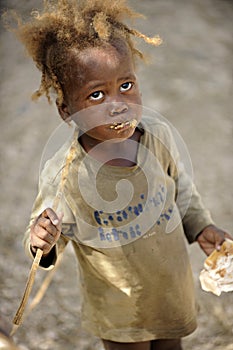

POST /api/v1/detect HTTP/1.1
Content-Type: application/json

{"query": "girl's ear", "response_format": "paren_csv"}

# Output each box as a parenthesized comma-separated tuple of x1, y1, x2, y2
(56, 99, 71, 122)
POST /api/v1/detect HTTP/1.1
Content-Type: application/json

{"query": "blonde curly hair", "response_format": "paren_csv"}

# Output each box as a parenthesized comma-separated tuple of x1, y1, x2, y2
(4, 0, 161, 106)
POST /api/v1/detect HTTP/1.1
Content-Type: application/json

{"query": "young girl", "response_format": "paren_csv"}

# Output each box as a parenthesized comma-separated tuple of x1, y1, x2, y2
(7, 1, 232, 349)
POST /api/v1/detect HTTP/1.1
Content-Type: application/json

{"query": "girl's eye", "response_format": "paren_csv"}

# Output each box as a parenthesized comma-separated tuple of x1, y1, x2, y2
(120, 82, 133, 92)
(89, 91, 104, 101)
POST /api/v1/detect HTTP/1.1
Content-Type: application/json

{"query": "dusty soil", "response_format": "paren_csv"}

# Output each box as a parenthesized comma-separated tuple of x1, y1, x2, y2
(0, 0, 232, 349)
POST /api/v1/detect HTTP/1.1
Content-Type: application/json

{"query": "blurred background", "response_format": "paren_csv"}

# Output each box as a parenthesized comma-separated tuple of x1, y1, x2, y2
(0, 0, 232, 349)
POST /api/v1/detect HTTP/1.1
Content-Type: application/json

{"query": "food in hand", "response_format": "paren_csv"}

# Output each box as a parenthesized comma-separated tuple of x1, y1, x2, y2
(199, 239, 233, 296)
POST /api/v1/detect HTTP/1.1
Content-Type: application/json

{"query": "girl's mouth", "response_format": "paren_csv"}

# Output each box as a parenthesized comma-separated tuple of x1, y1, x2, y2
(109, 119, 138, 131)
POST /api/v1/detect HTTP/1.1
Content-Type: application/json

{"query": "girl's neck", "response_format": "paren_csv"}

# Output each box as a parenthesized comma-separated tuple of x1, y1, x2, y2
(79, 129, 143, 167)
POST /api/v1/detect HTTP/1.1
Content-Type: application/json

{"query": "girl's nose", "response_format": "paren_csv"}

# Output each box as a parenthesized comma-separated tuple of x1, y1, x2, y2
(109, 102, 128, 116)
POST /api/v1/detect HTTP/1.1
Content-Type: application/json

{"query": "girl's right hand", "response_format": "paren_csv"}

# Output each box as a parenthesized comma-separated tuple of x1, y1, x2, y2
(30, 208, 63, 256)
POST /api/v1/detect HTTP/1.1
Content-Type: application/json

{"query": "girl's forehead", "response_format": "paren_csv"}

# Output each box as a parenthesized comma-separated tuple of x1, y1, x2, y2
(69, 44, 134, 72)
(82, 47, 121, 66)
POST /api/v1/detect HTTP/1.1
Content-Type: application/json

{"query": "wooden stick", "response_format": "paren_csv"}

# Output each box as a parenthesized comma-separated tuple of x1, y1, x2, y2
(11, 248, 43, 335)
(11, 129, 77, 336)
(25, 253, 63, 315)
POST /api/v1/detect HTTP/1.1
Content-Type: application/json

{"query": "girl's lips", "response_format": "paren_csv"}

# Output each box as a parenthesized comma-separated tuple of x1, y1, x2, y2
(109, 119, 138, 131)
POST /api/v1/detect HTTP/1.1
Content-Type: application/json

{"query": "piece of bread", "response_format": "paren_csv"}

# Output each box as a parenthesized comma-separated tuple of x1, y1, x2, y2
(199, 239, 233, 296)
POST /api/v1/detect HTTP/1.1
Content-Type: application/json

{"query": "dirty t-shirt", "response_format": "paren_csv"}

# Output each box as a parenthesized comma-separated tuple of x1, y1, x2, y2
(24, 116, 213, 342)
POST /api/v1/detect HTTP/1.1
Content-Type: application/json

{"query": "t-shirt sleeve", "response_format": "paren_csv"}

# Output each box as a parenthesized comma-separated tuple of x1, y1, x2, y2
(174, 162, 214, 243)
(159, 123, 214, 243)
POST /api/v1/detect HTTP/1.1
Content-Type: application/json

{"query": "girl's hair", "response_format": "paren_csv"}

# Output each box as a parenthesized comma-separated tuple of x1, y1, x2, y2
(4, 0, 161, 105)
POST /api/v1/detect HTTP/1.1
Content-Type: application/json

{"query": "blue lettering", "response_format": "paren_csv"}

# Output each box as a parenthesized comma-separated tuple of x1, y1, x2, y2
(158, 191, 164, 203)
(129, 226, 136, 238)
(122, 231, 128, 240)
(99, 232, 106, 241)
(134, 206, 139, 216)
(94, 211, 102, 225)
(138, 203, 143, 213)
(122, 210, 128, 219)
(112, 228, 119, 241)
(106, 233, 112, 242)
(135, 224, 141, 236)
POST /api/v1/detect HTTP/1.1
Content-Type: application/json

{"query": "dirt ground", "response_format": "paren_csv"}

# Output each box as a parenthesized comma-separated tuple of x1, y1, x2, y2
(0, 0, 233, 349)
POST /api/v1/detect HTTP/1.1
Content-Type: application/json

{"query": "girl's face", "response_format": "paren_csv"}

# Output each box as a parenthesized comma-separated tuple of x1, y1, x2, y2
(59, 43, 142, 143)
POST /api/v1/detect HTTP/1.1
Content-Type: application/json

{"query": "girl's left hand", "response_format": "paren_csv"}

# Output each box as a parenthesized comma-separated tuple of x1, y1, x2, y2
(196, 224, 232, 256)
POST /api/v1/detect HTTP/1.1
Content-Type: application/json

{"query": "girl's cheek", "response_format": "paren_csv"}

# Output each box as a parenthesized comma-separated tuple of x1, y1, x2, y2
(72, 104, 108, 130)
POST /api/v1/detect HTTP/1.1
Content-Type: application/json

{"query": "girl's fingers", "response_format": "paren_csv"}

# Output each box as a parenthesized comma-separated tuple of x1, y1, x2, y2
(32, 225, 54, 245)
(36, 208, 63, 235)
(30, 208, 63, 254)
(42, 208, 63, 227)
(31, 236, 52, 255)
(37, 218, 57, 236)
